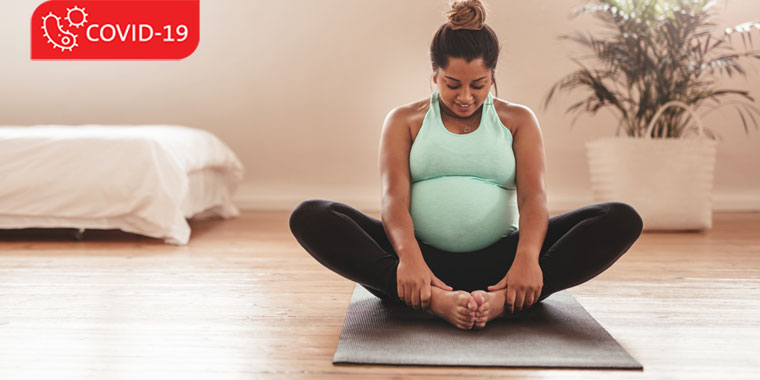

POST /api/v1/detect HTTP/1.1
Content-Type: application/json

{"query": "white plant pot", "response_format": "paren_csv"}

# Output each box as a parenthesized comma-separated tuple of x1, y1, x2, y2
(585, 101, 719, 231)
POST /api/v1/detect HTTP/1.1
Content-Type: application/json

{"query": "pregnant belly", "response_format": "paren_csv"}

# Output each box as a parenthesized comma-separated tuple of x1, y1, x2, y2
(410, 176, 519, 253)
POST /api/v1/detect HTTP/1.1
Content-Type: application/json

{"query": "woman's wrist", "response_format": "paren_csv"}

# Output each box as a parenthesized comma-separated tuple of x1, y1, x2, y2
(399, 255, 424, 266)
(398, 248, 425, 265)
(514, 248, 540, 263)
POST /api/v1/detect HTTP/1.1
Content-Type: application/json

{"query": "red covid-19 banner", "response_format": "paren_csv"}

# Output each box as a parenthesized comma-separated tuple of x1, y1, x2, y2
(31, 0, 199, 60)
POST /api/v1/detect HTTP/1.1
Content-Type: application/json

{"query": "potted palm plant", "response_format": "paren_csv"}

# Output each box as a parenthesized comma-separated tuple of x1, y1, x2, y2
(544, 0, 760, 230)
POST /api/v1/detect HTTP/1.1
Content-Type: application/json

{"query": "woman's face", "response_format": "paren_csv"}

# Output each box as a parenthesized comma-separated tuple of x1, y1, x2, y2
(433, 57, 493, 118)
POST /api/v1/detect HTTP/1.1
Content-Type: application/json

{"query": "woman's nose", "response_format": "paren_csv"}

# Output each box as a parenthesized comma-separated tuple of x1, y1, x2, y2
(458, 88, 473, 103)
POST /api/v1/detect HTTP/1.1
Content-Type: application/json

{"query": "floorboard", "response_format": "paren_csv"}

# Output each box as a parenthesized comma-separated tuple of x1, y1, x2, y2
(0, 210, 758, 379)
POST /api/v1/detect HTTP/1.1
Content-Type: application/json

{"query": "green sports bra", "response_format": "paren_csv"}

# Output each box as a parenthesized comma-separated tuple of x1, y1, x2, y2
(408, 90, 519, 252)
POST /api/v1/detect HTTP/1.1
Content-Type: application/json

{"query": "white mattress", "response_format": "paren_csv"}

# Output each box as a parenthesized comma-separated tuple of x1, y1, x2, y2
(0, 125, 245, 244)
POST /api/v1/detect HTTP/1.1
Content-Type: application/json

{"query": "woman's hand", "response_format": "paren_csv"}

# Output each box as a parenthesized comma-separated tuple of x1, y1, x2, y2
(487, 255, 543, 313)
(397, 258, 453, 310)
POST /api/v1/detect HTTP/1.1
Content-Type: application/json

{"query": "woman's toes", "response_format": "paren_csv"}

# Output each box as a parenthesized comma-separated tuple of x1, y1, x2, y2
(468, 296, 478, 312)
(459, 304, 476, 316)
(471, 292, 485, 311)
(456, 313, 472, 326)
(476, 309, 489, 321)
(456, 319, 473, 330)
(462, 301, 476, 319)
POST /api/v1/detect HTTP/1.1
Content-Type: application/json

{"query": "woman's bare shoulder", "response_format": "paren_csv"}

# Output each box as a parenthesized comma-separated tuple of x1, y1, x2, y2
(390, 96, 429, 120)
(492, 97, 535, 135)
(387, 96, 430, 141)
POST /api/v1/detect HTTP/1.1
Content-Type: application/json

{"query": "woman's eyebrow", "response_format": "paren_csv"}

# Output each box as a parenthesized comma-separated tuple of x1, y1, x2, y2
(444, 75, 489, 82)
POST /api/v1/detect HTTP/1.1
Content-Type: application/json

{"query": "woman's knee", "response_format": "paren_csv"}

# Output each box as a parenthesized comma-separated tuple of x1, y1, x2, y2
(288, 199, 333, 236)
(601, 201, 644, 242)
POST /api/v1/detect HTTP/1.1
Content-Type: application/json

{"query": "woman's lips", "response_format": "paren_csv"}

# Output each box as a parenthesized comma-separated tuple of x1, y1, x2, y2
(455, 102, 473, 112)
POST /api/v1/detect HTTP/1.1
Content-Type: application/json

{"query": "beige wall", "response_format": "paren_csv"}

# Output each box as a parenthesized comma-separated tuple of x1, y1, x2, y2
(2, 0, 758, 212)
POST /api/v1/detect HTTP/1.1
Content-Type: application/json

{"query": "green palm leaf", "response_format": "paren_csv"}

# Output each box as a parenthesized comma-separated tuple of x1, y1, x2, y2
(544, 0, 760, 138)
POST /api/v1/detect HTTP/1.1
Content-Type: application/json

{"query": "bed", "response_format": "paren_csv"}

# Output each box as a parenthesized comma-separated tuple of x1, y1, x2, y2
(0, 125, 245, 245)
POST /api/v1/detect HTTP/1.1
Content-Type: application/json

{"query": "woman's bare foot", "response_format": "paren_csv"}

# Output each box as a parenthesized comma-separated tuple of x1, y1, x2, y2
(470, 289, 507, 329)
(425, 286, 478, 330)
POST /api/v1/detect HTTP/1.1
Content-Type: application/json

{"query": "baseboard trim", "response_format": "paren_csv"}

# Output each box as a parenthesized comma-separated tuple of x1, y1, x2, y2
(232, 184, 760, 213)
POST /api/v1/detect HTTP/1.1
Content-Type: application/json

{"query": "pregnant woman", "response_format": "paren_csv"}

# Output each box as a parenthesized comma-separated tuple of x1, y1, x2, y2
(289, 0, 643, 330)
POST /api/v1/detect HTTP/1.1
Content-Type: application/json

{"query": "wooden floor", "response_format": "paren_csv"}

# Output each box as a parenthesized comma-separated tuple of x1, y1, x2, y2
(0, 210, 758, 379)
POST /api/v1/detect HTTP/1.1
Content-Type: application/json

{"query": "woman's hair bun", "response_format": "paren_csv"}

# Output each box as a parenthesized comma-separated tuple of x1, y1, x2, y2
(445, 0, 486, 31)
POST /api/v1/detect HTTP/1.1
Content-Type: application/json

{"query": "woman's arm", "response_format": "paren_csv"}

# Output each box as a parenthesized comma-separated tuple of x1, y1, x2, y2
(487, 104, 549, 311)
(511, 106, 549, 263)
(378, 107, 424, 264)
(379, 106, 453, 309)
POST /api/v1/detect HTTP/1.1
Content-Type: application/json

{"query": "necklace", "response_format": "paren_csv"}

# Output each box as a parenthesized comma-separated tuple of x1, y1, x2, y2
(441, 106, 481, 134)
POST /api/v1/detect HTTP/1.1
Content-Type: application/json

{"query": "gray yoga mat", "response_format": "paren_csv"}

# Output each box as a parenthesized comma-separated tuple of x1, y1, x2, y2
(333, 284, 643, 369)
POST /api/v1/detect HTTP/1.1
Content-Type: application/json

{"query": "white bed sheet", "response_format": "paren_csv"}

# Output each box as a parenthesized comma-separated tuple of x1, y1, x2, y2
(0, 125, 245, 244)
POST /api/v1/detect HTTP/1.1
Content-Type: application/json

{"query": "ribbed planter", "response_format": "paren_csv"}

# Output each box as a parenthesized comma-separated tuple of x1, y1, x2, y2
(585, 101, 719, 231)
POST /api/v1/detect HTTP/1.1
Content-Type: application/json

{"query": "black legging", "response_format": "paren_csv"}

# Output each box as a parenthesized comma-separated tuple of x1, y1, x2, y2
(289, 200, 643, 305)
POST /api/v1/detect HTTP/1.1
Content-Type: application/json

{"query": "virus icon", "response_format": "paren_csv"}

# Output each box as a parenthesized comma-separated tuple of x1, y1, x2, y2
(40, 5, 89, 53)
(66, 6, 88, 28)
(41, 12, 78, 52)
